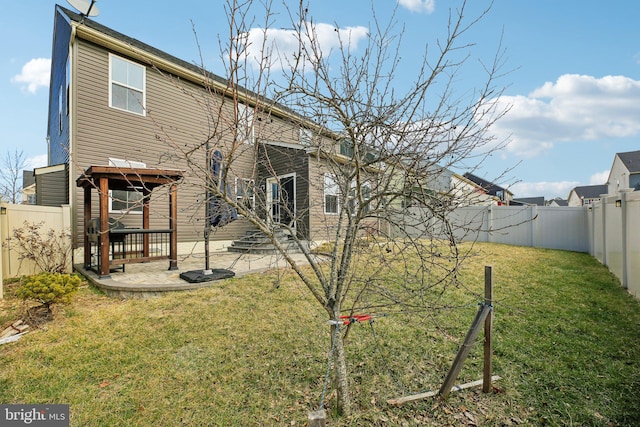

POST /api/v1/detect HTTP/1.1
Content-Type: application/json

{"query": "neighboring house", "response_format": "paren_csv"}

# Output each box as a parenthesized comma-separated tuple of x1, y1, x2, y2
(607, 150, 640, 194)
(34, 164, 69, 207)
(462, 172, 513, 205)
(44, 5, 369, 257)
(393, 163, 499, 209)
(450, 173, 500, 206)
(511, 197, 545, 206)
(546, 198, 568, 207)
(21, 170, 36, 205)
(567, 185, 607, 207)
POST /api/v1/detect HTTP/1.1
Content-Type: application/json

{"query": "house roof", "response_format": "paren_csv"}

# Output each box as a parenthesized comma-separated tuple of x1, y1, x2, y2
(512, 197, 545, 206)
(616, 150, 640, 173)
(57, 6, 310, 127)
(462, 172, 513, 196)
(22, 170, 35, 188)
(571, 184, 607, 199)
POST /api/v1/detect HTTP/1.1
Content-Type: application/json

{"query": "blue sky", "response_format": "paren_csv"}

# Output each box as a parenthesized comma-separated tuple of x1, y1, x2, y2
(2, 0, 639, 200)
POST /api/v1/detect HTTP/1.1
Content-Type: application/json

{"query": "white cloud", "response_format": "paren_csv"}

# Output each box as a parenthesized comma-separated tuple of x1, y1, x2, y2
(11, 58, 51, 94)
(398, 0, 436, 14)
(240, 23, 369, 71)
(25, 154, 48, 170)
(511, 180, 579, 199)
(589, 170, 609, 185)
(487, 74, 640, 158)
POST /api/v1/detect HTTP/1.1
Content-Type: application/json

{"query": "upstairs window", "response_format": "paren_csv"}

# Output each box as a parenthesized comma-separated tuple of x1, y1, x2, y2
(237, 103, 254, 144)
(340, 140, 354, 157)
(300, 128, 313, 146)
(109, 54, 145, 115)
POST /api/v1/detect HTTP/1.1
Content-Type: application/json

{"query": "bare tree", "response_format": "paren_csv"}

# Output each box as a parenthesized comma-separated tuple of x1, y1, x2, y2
(0, 149, 27, 204)
(155, 0, 509, 416)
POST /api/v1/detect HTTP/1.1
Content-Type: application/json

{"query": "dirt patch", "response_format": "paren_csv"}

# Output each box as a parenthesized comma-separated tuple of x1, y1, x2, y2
(24, 305, 54, 327)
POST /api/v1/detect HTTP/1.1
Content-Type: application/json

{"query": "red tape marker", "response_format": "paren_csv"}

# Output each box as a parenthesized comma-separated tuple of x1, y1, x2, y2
(339, 314, 373, 325)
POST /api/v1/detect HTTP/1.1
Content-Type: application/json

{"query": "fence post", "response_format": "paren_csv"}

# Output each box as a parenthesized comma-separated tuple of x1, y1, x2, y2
(0, 203, 5, 299)
(483, 265, 494, 392)
(530, 206, 537, 248)
(601, 195, 608, 266)
(619, 189, 633, 289)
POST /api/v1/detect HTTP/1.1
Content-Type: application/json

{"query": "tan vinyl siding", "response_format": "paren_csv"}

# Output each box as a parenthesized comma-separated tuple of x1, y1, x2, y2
(72, 40, 258, 246)
(36, 166, 69, 207)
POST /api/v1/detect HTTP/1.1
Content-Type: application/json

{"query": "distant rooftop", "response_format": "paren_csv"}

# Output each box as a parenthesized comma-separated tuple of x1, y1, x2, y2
(512, 196, 545, 206)
(617, 150, 640, 173)
(463, 172, 513, 197)
(571, 184, 607, 199)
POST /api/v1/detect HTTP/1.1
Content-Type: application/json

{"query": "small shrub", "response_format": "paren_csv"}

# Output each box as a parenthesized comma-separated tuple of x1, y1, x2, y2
(15, 273, 81, 311)
(4, 221, 72, 274)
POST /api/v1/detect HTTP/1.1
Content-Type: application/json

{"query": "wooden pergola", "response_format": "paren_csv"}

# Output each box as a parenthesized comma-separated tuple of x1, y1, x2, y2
(77, 166, 183, 277)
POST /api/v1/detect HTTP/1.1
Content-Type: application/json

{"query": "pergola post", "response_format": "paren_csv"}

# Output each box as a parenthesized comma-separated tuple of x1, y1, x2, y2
(83, 185, 91, 268)
(98, 176, 110, 277)
(169, 182, 178, 270)
(143, 188, 150, 258)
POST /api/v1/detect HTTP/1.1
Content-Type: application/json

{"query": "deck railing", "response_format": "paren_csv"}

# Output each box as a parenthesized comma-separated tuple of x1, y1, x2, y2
(88, 228, 173, 273)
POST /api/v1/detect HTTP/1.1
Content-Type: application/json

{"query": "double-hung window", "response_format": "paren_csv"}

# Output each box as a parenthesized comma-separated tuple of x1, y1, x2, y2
(108, 158, 146, 213)
(235, 177, 255, 212)
(347, 182, 371, 215)
(110, 189, 144, 213)
(109, 54, 146, 115)
(237, 103, 254, 144)
(324, 174, 339, 214)
(299, 128, 313, 146)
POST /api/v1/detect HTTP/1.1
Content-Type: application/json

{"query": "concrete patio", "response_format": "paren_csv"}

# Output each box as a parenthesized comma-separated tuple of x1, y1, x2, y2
(75, 251, 319, 298)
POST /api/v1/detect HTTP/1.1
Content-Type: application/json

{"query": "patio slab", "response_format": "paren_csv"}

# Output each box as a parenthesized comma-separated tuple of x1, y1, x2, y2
(75, 251, 317, 298)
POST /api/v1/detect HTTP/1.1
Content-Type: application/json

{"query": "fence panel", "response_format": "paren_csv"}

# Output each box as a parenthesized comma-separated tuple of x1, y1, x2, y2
(1, 203, 71, 287)
(391, 205, 589, 252)
(591, 202, 605, 263)
(626, 192, 640, 297)
(602, 195, 624, 281)
(534, 207, 589, 252)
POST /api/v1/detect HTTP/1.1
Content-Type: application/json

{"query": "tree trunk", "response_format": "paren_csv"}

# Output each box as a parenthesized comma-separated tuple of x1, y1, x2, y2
(332, 326, 352, 416)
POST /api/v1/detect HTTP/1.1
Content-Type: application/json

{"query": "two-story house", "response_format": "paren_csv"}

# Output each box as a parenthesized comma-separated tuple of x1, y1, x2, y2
(43, 5, 368, 261)
(462, 172, 513, 205)
(567, 184, 608, 207)
(607, 150, 640, 194)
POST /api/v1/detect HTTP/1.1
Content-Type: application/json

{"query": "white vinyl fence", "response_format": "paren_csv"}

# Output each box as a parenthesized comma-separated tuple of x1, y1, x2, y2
(392, 205, 589, 252)
(0, 202, 72, 299)
(589, 190, 640, 297)
(390, 200, 639, 298)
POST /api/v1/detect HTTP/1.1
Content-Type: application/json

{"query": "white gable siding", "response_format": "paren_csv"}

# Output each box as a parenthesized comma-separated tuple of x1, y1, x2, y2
(607, 155, 630, 194)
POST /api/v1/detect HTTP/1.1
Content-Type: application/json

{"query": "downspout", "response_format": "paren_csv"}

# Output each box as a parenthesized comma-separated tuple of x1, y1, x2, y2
(69, 24, 78, 260)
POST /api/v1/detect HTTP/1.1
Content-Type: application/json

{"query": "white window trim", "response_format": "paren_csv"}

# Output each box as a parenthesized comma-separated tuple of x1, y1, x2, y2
(348, 181, 371, 215)
(235, 177, 255, 214)
(237, 103, 254, 144)
(108, 158, 147, 169)
(324, 173, 339, 215)
(299, 128, 312, 146)
(109, 53, 146, 116)
(108, 189, 144, 214)
(108, 158, 147, 214)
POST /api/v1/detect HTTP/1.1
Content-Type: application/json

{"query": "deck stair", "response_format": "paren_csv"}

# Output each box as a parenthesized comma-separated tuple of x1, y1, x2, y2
(227, 228, 307, 254)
